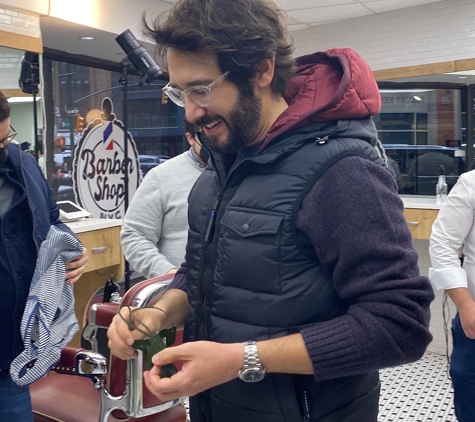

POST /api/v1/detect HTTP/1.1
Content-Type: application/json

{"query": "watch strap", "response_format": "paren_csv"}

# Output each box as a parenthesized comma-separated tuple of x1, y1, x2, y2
(243, 340, 262, 368)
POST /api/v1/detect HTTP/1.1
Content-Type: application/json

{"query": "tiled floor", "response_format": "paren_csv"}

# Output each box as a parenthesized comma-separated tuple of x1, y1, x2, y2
(380, 352, 456, 421)
(184, 353, 456, 422)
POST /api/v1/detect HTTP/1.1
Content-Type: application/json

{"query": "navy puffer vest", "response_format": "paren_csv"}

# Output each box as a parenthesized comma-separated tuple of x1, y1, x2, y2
(185, 124, 384, 422)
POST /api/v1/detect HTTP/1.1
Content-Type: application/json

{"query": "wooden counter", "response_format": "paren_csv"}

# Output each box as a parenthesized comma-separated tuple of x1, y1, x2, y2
(400, 195, 441, 240)
(67, 218, 123, 347)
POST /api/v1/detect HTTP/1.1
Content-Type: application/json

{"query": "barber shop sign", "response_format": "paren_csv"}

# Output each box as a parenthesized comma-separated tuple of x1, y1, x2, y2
(73, 97, 140, 219)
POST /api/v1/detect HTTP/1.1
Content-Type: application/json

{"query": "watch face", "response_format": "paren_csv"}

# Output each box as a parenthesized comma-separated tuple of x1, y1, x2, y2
(239, 367, 265, 383)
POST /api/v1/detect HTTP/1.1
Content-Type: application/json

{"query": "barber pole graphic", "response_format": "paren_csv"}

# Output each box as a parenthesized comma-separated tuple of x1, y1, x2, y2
(103, 122, 115, 151)
(72, 97, 140, 219)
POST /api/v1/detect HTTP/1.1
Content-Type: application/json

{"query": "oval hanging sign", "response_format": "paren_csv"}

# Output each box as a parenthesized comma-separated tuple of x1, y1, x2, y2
(73, 97, 140, 219)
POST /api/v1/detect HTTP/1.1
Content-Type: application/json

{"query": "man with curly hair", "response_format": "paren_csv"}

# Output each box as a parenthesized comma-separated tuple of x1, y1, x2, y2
(108, 1, 434, 420)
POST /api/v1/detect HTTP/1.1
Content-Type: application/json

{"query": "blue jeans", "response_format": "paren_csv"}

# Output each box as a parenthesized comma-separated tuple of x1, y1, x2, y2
(0, 370, 33, 422)
(450, 313, 475, 422)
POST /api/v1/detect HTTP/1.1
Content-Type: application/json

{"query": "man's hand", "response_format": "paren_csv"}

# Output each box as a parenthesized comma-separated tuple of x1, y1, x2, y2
(459, 301, 475, 339)
(108, 307, 166, 361)
(143, 341, 243, 402)
(65, 248, 88, 285)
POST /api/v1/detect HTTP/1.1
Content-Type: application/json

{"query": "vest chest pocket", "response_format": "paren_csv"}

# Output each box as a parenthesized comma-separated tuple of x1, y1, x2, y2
(217, 207, 285, 294)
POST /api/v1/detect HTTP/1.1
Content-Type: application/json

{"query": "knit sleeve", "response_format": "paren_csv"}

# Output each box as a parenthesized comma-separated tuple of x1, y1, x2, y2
(297, 155, 434, 381)
(167, 261, 187, 291)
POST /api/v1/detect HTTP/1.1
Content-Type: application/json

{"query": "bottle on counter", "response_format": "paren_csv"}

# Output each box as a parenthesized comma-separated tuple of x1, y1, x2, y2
(436, 164, 447, 204)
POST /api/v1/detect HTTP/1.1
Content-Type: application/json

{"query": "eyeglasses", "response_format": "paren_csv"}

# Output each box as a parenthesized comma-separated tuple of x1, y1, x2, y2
(0, 127, 17, 147)
(162, 71, 230, 108)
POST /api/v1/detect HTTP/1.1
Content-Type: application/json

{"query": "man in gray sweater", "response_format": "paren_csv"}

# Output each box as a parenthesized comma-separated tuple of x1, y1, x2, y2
(121, 121, 207, 278)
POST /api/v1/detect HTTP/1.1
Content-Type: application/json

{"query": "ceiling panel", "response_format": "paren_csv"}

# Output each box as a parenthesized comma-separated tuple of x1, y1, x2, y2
(39, 0, 449, 62)
(362, 0, 448, 14)
(276, 0, 356, 9)
(287, 3, 372, 24)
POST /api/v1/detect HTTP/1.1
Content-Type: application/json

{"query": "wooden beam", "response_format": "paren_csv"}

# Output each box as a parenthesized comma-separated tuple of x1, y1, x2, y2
(2, 88, 41, 98)
(373, 59, 475, 81)
(373, 58, 475, 81)
(373, 62, 455, 81)
(0, 30, 42, 53)
(454, 58, 475, 72)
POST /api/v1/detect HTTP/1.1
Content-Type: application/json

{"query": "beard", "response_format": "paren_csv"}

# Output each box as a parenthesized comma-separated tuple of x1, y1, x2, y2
(197, 84, 262, 155)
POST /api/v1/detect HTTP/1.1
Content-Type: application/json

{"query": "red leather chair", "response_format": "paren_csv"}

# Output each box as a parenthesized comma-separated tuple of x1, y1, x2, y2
(30, 274, 187, 422)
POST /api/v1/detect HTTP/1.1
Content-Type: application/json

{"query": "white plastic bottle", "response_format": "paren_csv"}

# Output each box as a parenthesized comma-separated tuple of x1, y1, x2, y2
(436, 165, 447, 204)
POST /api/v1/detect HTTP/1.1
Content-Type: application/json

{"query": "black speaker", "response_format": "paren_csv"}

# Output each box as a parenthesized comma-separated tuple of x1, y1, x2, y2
(19, 52, 39, 94)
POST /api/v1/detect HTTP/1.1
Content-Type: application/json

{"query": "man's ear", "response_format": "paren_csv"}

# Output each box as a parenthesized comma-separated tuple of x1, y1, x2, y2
(185, 132, 194, 146)
(254, 57, 276, 89)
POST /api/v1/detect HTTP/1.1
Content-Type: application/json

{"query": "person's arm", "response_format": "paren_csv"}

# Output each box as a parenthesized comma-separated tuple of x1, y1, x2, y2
(289, 156, 434, 381)
(121, 170, 177, 278)
(429, 173, 475, 338)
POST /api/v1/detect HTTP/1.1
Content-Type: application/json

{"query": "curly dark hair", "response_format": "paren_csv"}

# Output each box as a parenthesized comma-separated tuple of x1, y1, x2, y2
(0, 91, 11, 123)
(142, 0, 295, 95)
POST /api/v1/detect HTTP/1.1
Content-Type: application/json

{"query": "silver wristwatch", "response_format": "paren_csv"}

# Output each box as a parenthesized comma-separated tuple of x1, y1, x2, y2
(237, 340, 267, 382)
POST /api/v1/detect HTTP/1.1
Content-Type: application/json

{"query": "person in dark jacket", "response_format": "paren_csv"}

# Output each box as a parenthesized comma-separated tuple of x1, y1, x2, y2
(0, 90, 89, 422)
(107, 1, 435, 421)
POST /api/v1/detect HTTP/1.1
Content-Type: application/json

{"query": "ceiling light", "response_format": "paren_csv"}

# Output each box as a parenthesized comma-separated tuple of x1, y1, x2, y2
(458, 76, 468, 79)
(8, 97, 41, 103)
(79, 36, 95, 41)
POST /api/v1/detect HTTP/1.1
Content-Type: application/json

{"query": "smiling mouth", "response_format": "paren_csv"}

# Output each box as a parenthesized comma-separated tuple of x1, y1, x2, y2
(202, 120, 223, 134)
(204, 120, 221, 129)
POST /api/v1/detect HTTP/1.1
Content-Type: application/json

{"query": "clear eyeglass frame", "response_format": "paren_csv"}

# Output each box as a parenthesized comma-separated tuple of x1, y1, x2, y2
(0, 129, 17, 147)
(162, 71, 230, 108)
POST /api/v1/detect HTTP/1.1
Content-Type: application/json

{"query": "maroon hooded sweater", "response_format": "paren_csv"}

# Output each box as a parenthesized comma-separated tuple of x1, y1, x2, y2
(169, 48, 434, 381)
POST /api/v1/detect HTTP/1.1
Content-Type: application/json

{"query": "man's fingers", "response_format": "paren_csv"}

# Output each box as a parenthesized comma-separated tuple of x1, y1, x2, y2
(144, 371, 181, 400)
(107, 330, 137, 359)
(107, 313, 140, 359)
(65, 249, 88, 271)
(152, 345, 184, 366)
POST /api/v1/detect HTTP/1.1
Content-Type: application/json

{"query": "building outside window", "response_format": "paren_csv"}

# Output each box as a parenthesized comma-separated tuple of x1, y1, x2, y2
(44, 59, 184, 203)
(376, 89, 466, 195)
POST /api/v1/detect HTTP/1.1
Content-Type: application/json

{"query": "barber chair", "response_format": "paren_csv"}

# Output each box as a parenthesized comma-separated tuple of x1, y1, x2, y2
(30, 274, 187, 422)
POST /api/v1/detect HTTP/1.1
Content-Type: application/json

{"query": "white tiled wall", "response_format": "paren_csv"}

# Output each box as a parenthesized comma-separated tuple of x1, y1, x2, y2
(413, 239, 457, 356)
(292, 0, 475, 71)
(0, 7, 40, 38)
(0, 6, 40, 91)
(0, 47, 25, 89)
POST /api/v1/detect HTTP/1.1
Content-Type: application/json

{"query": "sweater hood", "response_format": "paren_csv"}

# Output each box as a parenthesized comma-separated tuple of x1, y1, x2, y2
(261, 48, 381, 151)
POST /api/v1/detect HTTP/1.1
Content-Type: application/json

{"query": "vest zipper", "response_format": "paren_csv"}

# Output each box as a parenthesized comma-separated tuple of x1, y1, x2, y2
(205, 196, 220, 243)
(197, 175, 222, 341)
(303, 390, 310, 422)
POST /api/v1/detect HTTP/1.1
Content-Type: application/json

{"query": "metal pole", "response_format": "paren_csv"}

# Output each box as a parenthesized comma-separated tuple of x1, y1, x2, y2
(66, 64, 76, 155)
(32, 78, 39, 161)
(120, 58, 131, 292)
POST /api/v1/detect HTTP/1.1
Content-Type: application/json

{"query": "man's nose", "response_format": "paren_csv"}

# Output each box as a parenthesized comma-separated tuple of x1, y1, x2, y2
(184, 97, 206, 124)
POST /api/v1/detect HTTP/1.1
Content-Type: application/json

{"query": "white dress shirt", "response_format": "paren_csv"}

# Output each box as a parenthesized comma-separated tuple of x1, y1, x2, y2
(429, 170, 475, 300)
